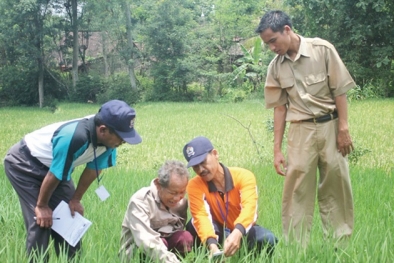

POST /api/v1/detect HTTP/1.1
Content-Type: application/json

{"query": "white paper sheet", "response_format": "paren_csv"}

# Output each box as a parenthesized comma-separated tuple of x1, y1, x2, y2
(51, 200, 92, 247)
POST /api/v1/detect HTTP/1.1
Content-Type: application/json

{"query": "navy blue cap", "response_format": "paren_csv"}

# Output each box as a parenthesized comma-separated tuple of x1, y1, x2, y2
(98, 100, 142, 145)
(183, 136, 214, 167)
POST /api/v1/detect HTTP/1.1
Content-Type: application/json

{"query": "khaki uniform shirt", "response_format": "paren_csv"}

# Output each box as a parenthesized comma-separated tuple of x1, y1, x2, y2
(265, 35, 355, 121)
(119, 180, 188, 263)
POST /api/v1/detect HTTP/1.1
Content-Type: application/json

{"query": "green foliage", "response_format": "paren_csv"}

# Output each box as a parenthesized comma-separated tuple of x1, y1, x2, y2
(347, 83, 385, 101)
(286, 0, 394, 97)
(137, 75, 154, 102)
(0, 66, 38, 106)
(1, 0, 394, 105)
(0, 66, 66, 106)
(142, 0, 197, 100)
(265, 117, 274, 133)
(186, 82, 217, 102)
(69, 74, 104, 103)
(348, 142, 371, 165)
(222, 88, 247, 103)
(97, 73, 141, 105)
(231, 37, 273, 94)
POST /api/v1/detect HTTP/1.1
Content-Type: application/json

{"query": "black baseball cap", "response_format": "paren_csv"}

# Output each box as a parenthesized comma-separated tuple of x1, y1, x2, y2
(98, 100, 142, 145)
(183, 136, 214, 167)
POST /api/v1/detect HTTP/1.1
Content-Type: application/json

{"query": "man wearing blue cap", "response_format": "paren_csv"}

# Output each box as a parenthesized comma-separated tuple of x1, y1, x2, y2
(4, 100, 141, 262)
(183, 136, 277, 259)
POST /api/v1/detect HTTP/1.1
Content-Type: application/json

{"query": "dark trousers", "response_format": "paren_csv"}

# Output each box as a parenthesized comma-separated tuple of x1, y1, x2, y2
(135, 230, 193, 262)
(160, 230, 193, 257)
(186, 220, 277, 255)
(4, 140, 80, 263)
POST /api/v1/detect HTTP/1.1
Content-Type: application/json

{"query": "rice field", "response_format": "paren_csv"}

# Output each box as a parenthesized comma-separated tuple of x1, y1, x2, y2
(0, 99, 393, 262)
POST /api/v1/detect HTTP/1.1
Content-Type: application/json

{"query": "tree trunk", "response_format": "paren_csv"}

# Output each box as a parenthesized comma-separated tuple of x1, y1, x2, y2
(101, 31, 110, 78)
(36, 15, 44, 108)
(72, 0, 79, 90)
(123, 1, 138, 91)
(38, 55, 44, 108)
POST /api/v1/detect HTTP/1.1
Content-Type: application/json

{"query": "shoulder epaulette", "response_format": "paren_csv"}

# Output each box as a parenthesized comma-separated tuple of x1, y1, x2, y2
(311, 37, 334, 48)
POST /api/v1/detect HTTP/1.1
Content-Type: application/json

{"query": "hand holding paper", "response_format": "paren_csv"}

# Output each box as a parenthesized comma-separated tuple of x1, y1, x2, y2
(51, 200, 92, 247)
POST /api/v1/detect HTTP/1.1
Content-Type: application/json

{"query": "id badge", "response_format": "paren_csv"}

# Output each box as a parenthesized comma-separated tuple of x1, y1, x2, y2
(224, 227, 231, 238)
(95, 185, 110, 201)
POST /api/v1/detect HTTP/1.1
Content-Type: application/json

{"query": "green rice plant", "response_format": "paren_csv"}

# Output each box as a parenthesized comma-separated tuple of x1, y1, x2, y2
(0, 99, 393, 262)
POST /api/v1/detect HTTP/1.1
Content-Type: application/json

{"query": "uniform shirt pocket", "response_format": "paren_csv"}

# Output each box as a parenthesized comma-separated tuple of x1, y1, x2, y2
(280, 76, 295, 89)
(304, 72, 329, 96)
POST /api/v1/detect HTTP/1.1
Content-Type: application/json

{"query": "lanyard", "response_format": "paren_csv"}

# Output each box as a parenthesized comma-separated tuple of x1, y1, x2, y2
(215, 191, 229, 227)
(93, 146, 103, 185)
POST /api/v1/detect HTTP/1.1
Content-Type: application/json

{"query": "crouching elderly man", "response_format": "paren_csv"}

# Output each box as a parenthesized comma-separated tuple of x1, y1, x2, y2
(119, 160, 193, 262)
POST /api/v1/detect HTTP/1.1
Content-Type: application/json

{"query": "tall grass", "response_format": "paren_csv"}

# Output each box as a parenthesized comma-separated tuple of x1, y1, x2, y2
(0, 99, 393, 262)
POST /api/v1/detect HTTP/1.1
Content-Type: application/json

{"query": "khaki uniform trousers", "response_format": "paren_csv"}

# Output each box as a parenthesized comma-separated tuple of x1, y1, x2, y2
(282, 119, 353, 245)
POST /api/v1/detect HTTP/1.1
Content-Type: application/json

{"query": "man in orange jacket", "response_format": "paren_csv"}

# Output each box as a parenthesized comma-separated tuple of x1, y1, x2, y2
(183, 136, 277, 258)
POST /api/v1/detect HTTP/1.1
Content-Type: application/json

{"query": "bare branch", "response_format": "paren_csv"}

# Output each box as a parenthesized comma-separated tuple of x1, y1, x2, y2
(223, 114, 264, 161)
(44, 65, 69, 93)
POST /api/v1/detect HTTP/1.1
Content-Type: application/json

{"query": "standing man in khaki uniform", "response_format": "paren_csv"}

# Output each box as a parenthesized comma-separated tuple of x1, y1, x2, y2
(255, 10, 355, 246)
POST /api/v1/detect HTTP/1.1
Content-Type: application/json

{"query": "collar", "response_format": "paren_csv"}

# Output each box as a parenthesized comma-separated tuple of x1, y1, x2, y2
(208, 163, 234, 193)
(149, 180, 161, 204)
(88, 116, 99, 148)
(280, 35, 311, 63)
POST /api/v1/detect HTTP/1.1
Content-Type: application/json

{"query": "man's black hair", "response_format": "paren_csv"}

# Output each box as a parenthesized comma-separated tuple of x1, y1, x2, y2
(94, 114, 116, 134)
(255, 10, 292, 34)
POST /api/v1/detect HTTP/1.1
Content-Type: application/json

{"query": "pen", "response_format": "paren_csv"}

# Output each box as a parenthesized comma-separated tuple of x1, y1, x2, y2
(34, 217, 61, 220)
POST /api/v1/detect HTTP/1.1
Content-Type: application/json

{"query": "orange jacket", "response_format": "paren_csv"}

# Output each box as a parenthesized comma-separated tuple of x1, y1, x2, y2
(187, 164, 258, 245)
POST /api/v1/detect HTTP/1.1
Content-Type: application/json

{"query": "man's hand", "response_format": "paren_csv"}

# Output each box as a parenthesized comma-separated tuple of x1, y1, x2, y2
(208, 244, 225, 262)
(273, 105, 287, 176)
(35, 172, 60, 228)
(274, 151, 287, 176)
(69, 199, 84, 217)
(335, 93, 353, 157)
(34, 205, 53, 228)
(337, 129, 354, 157)
(223, 229, 242, 257)
(71, 167, 98, 216)
(208, 243, 221, 255)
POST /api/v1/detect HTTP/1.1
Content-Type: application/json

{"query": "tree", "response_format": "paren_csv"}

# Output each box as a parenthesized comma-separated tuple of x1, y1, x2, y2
(0, 0, 57, 107)
(142, 0, 196, 100)
(122, 0, 138, 91)
(71, 0, 79, 90)
(286, 0, 394, 96)
(185, 0, 265, 98)
(231, 37, 273, 92)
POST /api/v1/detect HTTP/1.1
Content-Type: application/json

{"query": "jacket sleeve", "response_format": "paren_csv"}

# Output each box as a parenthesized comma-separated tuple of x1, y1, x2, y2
(233, 169, 258, 233)
(123, 197, 180, 263)
(187, 179, 218, 246)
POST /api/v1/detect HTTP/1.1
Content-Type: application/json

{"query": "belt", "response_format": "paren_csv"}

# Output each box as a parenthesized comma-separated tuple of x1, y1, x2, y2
(20, 139, 48, 168)
(293, 112, 338, 124)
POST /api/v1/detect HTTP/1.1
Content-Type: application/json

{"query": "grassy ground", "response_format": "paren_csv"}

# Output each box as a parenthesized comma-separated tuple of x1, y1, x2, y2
(0, 99, 393, 262)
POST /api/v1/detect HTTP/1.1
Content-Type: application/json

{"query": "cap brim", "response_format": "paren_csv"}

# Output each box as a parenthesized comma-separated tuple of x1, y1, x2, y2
(187, 152, 209, 168)
(116, 129, 142, 145)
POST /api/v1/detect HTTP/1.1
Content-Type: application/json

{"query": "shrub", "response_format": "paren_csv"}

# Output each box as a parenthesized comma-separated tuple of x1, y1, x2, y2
(96, 73, 141, 105)
(0, 66, 67, 106)
(69, 74, 104, 103)
(348, 142, 371, 165)
(347, 82, 384, 101)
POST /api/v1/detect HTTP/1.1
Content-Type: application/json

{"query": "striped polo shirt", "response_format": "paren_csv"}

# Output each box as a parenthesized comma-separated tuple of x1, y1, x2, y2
(24, 115, 116, 181)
